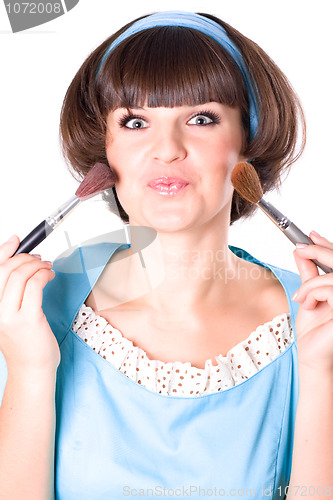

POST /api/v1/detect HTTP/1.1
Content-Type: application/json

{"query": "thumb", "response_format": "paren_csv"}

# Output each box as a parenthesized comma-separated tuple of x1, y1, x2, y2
(0, 235, 20, 264)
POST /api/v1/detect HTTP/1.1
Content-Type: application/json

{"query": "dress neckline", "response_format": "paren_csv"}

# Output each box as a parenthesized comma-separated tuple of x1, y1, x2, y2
(78, 303, 291, 367)
(72, 304, 293, 396)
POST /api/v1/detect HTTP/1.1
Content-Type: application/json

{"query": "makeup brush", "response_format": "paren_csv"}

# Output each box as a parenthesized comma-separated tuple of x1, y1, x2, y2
(14, 162, 117, 256)
(231, 161, 333, 274)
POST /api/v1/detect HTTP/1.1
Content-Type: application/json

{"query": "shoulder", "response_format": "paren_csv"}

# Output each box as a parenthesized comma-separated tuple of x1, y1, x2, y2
(230, 245, 301, 289)
(42, 241, 129, 344)
(230, 244, 301, 323)
(42, 246, 90, 345)
(264, 261, 302, 299)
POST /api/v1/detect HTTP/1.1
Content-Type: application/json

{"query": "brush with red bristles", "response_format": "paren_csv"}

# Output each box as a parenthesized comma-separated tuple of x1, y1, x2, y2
(231, 161, 333, 274)
(14, 162, 117, 256)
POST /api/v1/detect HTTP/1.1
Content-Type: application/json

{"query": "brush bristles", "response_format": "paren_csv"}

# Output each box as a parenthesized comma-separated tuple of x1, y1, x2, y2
(75, 163, 117, 200)
(231, 162, 263, 204)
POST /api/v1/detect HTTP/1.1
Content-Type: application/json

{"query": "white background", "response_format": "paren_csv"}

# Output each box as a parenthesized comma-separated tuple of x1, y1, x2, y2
(0, 0, 332, 272)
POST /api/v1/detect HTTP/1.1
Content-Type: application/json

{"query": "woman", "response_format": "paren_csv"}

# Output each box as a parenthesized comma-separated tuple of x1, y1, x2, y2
(0, 11, 332, 500)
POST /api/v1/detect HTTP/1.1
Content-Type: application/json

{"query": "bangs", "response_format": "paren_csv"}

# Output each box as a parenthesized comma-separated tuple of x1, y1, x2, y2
(96, 26, 249, 114)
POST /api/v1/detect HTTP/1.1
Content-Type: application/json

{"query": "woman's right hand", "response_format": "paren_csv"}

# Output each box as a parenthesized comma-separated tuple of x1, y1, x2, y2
(0, 235, 60, 376)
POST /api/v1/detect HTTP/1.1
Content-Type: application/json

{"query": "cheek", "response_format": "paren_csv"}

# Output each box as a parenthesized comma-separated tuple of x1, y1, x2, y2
(203, 124, 243, 160)
(105, 144, 139, 209)
(106, 133, 147, 179)
(203, 143, 240, 202)
(106, 143, 132, 185)
(204, 141, 241, 180)
(106, 140, 121, 169)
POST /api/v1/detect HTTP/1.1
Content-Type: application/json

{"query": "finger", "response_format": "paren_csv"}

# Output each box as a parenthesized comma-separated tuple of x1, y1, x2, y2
(0, 235, 20, 264)
(310, 231, 333, 250)
(295, 242, 333, 270)
(292, 273, 333, 303)
(20, 268, 55, 315)
(293, 245, 319, 283)
(0, 254, 42, 301)
(301, 286, 333, 310)
(0, 260, 53, 316)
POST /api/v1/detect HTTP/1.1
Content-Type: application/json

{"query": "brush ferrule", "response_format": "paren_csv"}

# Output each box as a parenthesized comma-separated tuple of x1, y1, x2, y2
(257, 199, 290, 230)
(46, 195, 80, 228)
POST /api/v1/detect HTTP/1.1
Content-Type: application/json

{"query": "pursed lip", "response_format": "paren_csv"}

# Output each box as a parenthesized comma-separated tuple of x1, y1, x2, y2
(147, 176, 189, 188)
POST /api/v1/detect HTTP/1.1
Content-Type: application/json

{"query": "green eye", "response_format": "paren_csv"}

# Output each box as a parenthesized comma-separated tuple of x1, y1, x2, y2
(125, 118, 148, 129)
(188, 114, 215, 126)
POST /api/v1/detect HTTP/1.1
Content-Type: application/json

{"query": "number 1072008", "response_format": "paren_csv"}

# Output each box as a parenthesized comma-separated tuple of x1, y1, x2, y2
(5, 3, 62, 14)
(277, 485, 332, 497)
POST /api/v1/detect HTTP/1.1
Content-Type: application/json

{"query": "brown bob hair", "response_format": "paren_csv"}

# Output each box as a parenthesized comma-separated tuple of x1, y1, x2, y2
(59, 12, 306, 225)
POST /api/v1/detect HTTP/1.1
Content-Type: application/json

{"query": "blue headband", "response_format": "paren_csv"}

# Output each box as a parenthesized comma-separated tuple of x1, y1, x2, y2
(96, 11, 259, 140)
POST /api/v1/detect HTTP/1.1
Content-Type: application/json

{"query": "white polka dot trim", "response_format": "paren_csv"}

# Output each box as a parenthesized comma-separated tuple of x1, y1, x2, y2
(72, 304, 293, 397)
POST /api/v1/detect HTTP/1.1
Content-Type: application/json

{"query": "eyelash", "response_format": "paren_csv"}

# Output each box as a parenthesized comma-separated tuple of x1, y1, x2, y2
(117, 110, 221, 128)
(118, 113, 146, 128)
(190, 110, 221, 125)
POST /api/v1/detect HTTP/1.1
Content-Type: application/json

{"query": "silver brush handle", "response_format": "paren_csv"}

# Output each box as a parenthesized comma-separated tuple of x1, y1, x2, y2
(283, 223, 314, 246)
(258, 200, 333, 274)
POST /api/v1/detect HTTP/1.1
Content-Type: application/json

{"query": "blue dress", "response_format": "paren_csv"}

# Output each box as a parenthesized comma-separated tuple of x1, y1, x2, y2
(0, 242, 301, 499)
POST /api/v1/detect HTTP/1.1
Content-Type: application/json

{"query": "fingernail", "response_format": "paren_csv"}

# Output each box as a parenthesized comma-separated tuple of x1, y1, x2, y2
(31, 254, 42, 259)
(310, 230, 321, 238)
(44, 261, 53, 266)
(291, 292, 298, 301)
(7, 235, 17, 243)
(296, 243, 308, 249)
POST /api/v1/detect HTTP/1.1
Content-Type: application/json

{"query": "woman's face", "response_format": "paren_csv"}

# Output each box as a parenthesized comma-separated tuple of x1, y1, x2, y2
(105, 102, 245, 232)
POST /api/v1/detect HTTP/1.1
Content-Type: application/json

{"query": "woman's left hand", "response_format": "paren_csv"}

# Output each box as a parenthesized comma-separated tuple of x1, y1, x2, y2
(292, 231, 333, 373)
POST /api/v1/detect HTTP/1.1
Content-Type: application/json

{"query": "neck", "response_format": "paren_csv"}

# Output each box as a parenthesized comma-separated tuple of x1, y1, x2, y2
(123, 217, 242, 314)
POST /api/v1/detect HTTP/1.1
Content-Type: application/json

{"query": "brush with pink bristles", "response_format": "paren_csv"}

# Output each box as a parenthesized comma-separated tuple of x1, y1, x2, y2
(14, 163, 117, 255)
(231, 161, 333, 274)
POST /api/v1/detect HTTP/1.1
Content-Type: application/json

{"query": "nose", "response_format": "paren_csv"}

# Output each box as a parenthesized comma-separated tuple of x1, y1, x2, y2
(151, 126, 187, 165)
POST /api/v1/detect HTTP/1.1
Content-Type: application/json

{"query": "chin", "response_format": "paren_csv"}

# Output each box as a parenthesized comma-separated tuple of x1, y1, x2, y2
(129, 208, 188, 229)
(145, 215, 201, 234)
